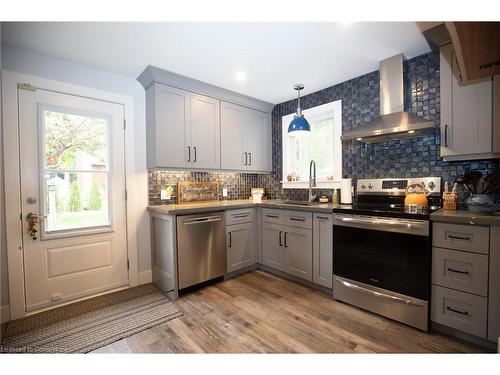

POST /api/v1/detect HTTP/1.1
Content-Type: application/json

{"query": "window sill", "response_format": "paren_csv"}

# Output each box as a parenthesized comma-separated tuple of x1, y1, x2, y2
(281, 180, 341, 190)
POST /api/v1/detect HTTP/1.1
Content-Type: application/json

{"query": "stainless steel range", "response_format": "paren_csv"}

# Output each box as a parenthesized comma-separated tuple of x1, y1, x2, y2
(332, 177, 441, 331)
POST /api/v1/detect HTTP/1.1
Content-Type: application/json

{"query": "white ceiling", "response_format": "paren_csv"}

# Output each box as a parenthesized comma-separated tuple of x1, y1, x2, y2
(1, 22, 430, 104)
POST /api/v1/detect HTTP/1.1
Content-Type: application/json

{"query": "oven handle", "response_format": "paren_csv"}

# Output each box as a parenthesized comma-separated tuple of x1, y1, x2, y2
(334, 216, 418, 228)
(335, 277, 427, 307)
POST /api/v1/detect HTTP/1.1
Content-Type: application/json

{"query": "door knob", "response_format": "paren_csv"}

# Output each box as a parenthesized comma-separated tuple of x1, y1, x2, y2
(26, 213, 47, 240)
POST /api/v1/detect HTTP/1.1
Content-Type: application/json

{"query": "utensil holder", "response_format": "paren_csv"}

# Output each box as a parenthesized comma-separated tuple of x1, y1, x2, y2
(442, 192, 457, 210)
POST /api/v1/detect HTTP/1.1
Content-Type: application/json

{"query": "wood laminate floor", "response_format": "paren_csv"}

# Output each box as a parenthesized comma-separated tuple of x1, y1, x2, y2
(93, 270, 485, 353)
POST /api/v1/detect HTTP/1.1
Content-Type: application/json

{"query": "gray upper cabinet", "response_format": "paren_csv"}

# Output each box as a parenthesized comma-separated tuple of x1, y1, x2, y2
(313, 214, 333, 288)
(221, 101, 246, 170)
(190, 93, 221, 169)
(440, 44, 499, 161)
(147, 84, 190, 169)
(140, 66, 274, 171)
(146, 82, 220, 170)
(221, 100, 271, 172)
(245, 108, 270, 172)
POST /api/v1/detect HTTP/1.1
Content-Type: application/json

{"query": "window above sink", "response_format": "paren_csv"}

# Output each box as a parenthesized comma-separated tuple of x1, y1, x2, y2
(281, 100, 343, 189)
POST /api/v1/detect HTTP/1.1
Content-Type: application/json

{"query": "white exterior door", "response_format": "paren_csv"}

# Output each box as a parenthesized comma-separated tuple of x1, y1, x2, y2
(19, 87, 129, 312)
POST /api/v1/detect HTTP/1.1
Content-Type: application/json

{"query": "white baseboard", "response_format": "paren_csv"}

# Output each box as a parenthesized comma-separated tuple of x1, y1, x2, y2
(138, 270, 152, 285)
(1, 305, 10, 324)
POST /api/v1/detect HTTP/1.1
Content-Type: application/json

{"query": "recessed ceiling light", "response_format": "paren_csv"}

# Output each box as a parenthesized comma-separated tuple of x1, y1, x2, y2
(408, 130, 415, 134)
(338, 21, 355, 27)
(235, 71, 247, 83)
(356, 137, 362, 141)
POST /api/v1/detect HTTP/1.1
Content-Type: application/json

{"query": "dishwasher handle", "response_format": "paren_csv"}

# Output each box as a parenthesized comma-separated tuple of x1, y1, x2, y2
(183, 216, 222, 225)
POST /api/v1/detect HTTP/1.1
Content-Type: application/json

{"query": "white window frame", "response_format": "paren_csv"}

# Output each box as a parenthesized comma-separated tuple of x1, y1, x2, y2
(38, 104, 114, 240)
(281, 100, 342, 189)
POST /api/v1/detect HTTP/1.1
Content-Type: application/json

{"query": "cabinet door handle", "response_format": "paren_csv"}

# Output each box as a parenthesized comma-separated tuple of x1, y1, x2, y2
(448, 234, 471, 241)
(187, 146, 191, 162)
(244, 152, 248, 165)
(447, 267, 469, 275)
(193, 146, 197, 162)
(444, 124, 449, 147)
(290, 217, 305, 222)
(249, 152, 252, 166)
(284, 232, 288, 247)
(446, 306, 468, 315)
(316, 216, 329, 220)
(233, 214, 248, 218)
(228, 232, 232, 247)
(279, 230, 283, 246)
(266, 214, 279, 218)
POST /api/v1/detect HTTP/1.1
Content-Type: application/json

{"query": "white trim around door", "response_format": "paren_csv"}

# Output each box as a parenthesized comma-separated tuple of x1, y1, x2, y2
(2, 70, 140, 319)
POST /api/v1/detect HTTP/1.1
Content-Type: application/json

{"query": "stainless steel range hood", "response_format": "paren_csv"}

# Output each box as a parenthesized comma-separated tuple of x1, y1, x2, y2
(341, 54, 436, 143)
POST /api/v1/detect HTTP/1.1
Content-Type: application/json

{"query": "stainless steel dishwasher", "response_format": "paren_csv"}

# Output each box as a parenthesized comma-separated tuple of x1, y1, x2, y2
(176, 212, 226, 289)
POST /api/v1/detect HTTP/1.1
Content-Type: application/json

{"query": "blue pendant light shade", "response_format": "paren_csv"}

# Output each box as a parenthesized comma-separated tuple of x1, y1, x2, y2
(288, 115, 311, 133)
(288, 83, 310, 136)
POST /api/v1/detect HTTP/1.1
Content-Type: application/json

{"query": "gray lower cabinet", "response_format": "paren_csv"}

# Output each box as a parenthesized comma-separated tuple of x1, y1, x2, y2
(432, 220, 500, 343)
(262, 222, 285, 271)
(488, 226, 500, 342)
(313, 214, 333, 288)
(284, 226, 313, 281)
(261, 209, 315, 282)
(150, 212, 177, 295)
(226, 222, 256, 273)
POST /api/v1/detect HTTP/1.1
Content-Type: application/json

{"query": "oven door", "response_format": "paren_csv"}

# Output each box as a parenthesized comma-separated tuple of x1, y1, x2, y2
(332, 214, 431, 300)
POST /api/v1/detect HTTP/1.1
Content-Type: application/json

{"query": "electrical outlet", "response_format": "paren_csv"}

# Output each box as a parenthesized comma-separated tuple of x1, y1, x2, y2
(160, 189, 169, 200)
(222, 188, 228, 197)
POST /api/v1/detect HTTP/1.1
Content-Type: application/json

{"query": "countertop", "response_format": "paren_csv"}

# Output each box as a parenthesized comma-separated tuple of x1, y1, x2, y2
(149, 201, 500, 225)
(430, 208, 500, 226)
(148, 199, 346, 215)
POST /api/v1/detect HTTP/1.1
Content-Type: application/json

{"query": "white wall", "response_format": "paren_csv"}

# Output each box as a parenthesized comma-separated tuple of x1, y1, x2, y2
(0, 23, 10, 326)
(0, 43, 152, 320)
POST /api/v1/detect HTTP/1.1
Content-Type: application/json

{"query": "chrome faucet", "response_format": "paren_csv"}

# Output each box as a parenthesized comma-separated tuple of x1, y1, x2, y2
(308, 160, 317, 202)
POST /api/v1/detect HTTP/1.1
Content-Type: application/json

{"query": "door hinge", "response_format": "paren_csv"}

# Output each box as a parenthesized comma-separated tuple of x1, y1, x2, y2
(20, 213, 23, 220)
(123, 119, 127, 130)
(18, 83, 37, 91)
(127, 259, 130, 269)
(125, 189, 128, 201)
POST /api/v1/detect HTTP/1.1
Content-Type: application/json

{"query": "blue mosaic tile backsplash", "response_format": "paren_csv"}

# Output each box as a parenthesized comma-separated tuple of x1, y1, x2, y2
(149, 51, 498, 205)
(271, 52, 498, 193)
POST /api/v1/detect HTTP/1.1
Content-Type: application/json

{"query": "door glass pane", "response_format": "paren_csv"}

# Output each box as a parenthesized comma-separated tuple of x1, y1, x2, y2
(45, 171, 109, 232)
(41, 107, 111, 233)
(44, 109, 108, 170)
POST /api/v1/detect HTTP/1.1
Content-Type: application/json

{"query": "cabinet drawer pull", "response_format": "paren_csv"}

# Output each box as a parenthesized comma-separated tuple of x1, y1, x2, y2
(266, 214, 279, 218)
(228, 232, 232, 247)
(233, 214, 248, 218)
(290, 217, 305, 222)
(446, 306, 469, 315)
(316, 216, 329, 220)
(448, 234, 471, 241)
(284, 232, 288, 247)
(447, 267, 469, 275)
(279, 230, 283, 247)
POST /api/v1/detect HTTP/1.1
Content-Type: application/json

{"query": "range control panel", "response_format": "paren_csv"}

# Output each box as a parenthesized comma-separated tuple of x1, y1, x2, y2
(357, 177, 441, 196)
